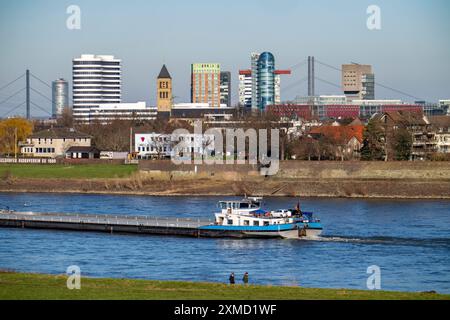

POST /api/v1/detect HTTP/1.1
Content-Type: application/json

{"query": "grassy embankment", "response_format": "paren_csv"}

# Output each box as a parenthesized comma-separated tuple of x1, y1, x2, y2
(1, 162, 450, 198)
(0, 164, 137, 179)
(0, 272, 448, 300)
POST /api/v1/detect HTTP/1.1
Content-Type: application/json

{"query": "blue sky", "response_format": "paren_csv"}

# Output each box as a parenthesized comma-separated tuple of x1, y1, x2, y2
(0, 0, 449, 117)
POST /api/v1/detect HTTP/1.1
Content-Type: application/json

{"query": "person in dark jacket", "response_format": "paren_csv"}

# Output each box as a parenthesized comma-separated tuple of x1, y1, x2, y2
(229, 272, 235, 285)
(243, 272, 249, 285)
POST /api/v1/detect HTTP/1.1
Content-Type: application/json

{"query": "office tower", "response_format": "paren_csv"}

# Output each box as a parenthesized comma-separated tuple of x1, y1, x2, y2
(257, 52, 276, 110)
(361, 73, 375, 100)
(342, 64, 375, 101)
(239, 52, 291, 111)
(238, 70, 252, 108)
(52, 78, 69, 118)
(191, 63, 221, 107)
(250, 52, 260, 110)
(220, 71, 231, 107)
(156, 64, 172, 116)
(274, 70, 291, 104)
(72, 54, 121, 122)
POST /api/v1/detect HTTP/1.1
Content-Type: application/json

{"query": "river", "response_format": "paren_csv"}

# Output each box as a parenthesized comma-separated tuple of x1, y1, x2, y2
(0, 193, 449, 293)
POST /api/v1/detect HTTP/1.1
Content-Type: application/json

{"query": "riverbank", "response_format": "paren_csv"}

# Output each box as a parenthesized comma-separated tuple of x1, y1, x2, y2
(0, 272, 448, 300)
(1, 162, 450, 199)
(1, 177, 449, 199)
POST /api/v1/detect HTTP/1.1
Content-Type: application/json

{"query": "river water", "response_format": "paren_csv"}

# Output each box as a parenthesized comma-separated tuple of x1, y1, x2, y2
(0, 193, 449, 293)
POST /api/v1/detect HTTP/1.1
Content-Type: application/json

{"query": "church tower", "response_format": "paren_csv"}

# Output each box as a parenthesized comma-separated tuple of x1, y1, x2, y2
(156, 64, 172, 116)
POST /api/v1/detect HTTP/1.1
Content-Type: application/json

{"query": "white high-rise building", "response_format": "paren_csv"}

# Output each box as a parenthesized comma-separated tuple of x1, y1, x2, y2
(274, 74, 281, 105)
(72, 54, 121, 122)
(238, 70, 252, 108)
(250, 52, 260, 110)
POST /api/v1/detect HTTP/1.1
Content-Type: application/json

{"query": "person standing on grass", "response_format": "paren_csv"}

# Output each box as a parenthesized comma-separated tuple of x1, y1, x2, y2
(229, 272, 235, 285)
(243, 272, 249, 285)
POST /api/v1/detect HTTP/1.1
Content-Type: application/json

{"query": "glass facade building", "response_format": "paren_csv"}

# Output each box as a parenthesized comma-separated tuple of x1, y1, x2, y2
(220, 71, 231, 107)
(257, 52, 275, 110)
(52, 78, 69, 118)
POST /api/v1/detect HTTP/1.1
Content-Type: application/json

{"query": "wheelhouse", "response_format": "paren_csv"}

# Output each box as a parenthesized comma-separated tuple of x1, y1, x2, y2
(217, 197, 262, 212)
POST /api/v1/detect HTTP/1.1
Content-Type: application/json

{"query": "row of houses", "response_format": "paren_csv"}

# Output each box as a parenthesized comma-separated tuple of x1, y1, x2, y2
(15, 111, 450, 161)
(18, 127, 216, 161)
(374, 112, 450, 159)
(290, 111, 450, 160)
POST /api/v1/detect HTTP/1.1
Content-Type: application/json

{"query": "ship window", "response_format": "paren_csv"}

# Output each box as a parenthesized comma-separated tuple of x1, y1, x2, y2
(227, 219, 233, 225)
(253, 221, 259, 226)
(244, 220, 249, 226)
(218, 202, 227, 209)
(263, 221, 270, 226)
(239, 203, 249, 209)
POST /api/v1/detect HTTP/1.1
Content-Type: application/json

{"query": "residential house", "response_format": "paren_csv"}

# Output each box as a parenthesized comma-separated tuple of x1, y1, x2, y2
(372, 111, 434, 160)
(428, 116, 450, 154)
(309, 125, 364, 160)
(20, 128, 93, 158)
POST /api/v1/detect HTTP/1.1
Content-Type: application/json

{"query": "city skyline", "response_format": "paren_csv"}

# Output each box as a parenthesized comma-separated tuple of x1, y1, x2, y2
(1, 0, 449, 117)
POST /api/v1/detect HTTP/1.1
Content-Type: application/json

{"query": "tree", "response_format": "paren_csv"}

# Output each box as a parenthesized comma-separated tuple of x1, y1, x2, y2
(57, 107, 73, 128)
(393, 128, 412, 160)
(287, 136, 320, 160)
(360, 119, 385, 160)
(0, 118, 34, 155)
(77, 119, 131, 151)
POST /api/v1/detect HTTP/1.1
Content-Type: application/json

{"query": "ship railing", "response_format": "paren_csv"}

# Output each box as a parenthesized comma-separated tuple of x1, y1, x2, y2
(2, 213, 212, 229)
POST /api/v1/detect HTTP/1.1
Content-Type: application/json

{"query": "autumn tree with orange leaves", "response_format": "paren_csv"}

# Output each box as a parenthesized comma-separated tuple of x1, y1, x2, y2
(0, 118, 33, 155)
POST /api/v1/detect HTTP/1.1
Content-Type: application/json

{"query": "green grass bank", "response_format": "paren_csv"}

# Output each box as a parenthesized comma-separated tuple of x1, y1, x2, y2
(0, 164, 137, 179)
(0, 272, 448, 300)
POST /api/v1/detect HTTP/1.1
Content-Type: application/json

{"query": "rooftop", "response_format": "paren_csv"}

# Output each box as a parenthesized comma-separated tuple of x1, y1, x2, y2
(428, 116, 450, 129)
(66, 146, 99, 153)
(158, 64, 171, 79)
(310, 125, 365, 144)
(31, 128, 92, 139)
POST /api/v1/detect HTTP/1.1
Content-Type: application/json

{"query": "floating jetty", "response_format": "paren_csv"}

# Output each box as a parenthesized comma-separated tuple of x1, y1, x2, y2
(0, 210, 219, 238)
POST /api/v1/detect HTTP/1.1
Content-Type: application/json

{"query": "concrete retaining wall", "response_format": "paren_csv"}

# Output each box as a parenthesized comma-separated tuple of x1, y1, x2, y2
(139, 160, 450, 180)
